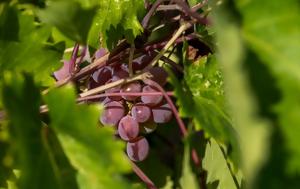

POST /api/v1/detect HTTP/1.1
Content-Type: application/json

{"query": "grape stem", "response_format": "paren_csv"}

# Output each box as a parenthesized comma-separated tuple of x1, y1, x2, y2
(144, 79, 200, 166)
(79, 72, 152, 97)
(69, 43, 80, 73)
(142, 0, 167, 29)
(128, 44, 135, 76)
(130, 161, 158, 189)
(144, 22, 192, 71)
(77, 91, 174, 102)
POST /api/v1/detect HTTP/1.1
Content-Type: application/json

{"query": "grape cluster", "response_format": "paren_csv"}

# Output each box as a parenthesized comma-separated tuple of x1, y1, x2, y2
(89, 52, 172, 162)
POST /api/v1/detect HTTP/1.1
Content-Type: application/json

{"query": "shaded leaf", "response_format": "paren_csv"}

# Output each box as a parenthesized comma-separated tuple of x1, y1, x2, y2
(45, 85, 132, 189)
(203, 138, 240, 189)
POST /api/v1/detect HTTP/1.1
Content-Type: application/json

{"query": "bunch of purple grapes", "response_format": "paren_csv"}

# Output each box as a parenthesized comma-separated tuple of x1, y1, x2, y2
(89, 52, 173, 162)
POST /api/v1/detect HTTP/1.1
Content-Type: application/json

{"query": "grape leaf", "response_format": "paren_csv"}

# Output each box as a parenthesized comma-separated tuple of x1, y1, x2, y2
(1, 73, 76, 189)
(0, 5, 63, 86)
(179, 143, 198, 189)
(88, 0, 144, 49)
(45, 85, 132, 189)
(168, 54, 239, 163)
(38, 0, 98, 44)
(234, 0, 300, 174)
(203, 138, 240, 189)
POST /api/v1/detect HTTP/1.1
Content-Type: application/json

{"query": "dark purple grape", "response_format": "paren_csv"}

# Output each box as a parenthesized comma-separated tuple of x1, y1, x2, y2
(118, 115, 139, 141)
(92, 66, 112, 85)
(131, 103, 151, 123)
(87, 77, 101, 89)
(132, 53, 155, 71)
(152, 103, 172, 123)
(140, 121, 157, 134)
(120, 81, 142, 101)
(149, 67, 168, 86)
(126, 137, 149, 162)
(141, 85, 163, 106)
(105, 76, 122, 101)
(112, 64, 129, 79)
(100, 101, 125, 126)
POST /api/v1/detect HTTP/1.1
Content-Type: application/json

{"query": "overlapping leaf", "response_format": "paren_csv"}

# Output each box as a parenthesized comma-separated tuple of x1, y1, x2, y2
(0, 4, 63, 86)
(1, 73, 75, 189)
(45, 85, 132, 189)
(203, 139, 241, 189)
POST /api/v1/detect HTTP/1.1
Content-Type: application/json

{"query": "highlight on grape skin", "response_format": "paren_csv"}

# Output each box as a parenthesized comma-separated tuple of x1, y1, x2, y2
(120, 81, 142, 101)
(118, 115, 140, 141)
(100, 101, 125, 126)
(141, 85, 163, 106)
(131, 103, 151, 123)
(126, 137, 149, 162)
(152, 103, 173, 123)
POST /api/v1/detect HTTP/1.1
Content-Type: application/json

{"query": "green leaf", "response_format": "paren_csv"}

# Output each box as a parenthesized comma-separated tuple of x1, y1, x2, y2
(179, 142, 198, 189)
(1, 73, 74, 189)
(0, 5, 63, 86)
(203, 138, 240, 189)
(88, 0, 144, 49)
(45, 85, 132, 189)
(168, 54, 239, 164)
(38, 1, 98, 44)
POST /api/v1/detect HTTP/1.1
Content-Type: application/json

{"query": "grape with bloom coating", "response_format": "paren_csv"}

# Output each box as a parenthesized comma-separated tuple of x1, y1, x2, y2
(92, 66, 112, 85)
(131, 103, 151, 123)
(105, 76, 122, 101)
(126, 137, 149, 162)
(118, 115, 139, 141)
(141, 85, 163, 106)
(100, 101, 125, 126)
(120, 81, 142, 101)
(152, 103, 172, 123)
(149, 67, 168, 86)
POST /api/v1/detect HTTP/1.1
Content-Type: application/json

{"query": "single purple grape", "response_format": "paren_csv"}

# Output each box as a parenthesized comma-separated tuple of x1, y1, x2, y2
(100, 101, 125, 126)
(132, 53, 155, 71)
(141, 85, 163, 106)
(126, 137, 149, 162)
(92, 66, 112, 85)
(152, 103, 172, 123)
(131, 103, 151, 123)
(53, 60, 71, 81)
(95, 48, 107, 59)
(118, 115, 139, 141)
(120, 81, 142, 101)
(112, 64, 129, 79)
(149, 67, 168, 86)
(105, 76, 122, 101)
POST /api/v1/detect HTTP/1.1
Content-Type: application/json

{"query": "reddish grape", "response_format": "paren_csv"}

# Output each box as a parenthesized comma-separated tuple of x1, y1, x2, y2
(132, 53, 155, 71)
(112, 64, 129, 79)
(105, 76, 122, 101)
(141, 85, 163, 106)
(149, 67, 168, 86)
(131, 103, 151, 123)
(95, 48, 107, 59)
(120, 81, 142, 101)
(53, 60, 70, 81)
(152, 103, 172, 123)
(118, 115, 139, 141)
(126, 137, 149, 162)
(92, 66, 112, 85)
(100, 101, 125, 126)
